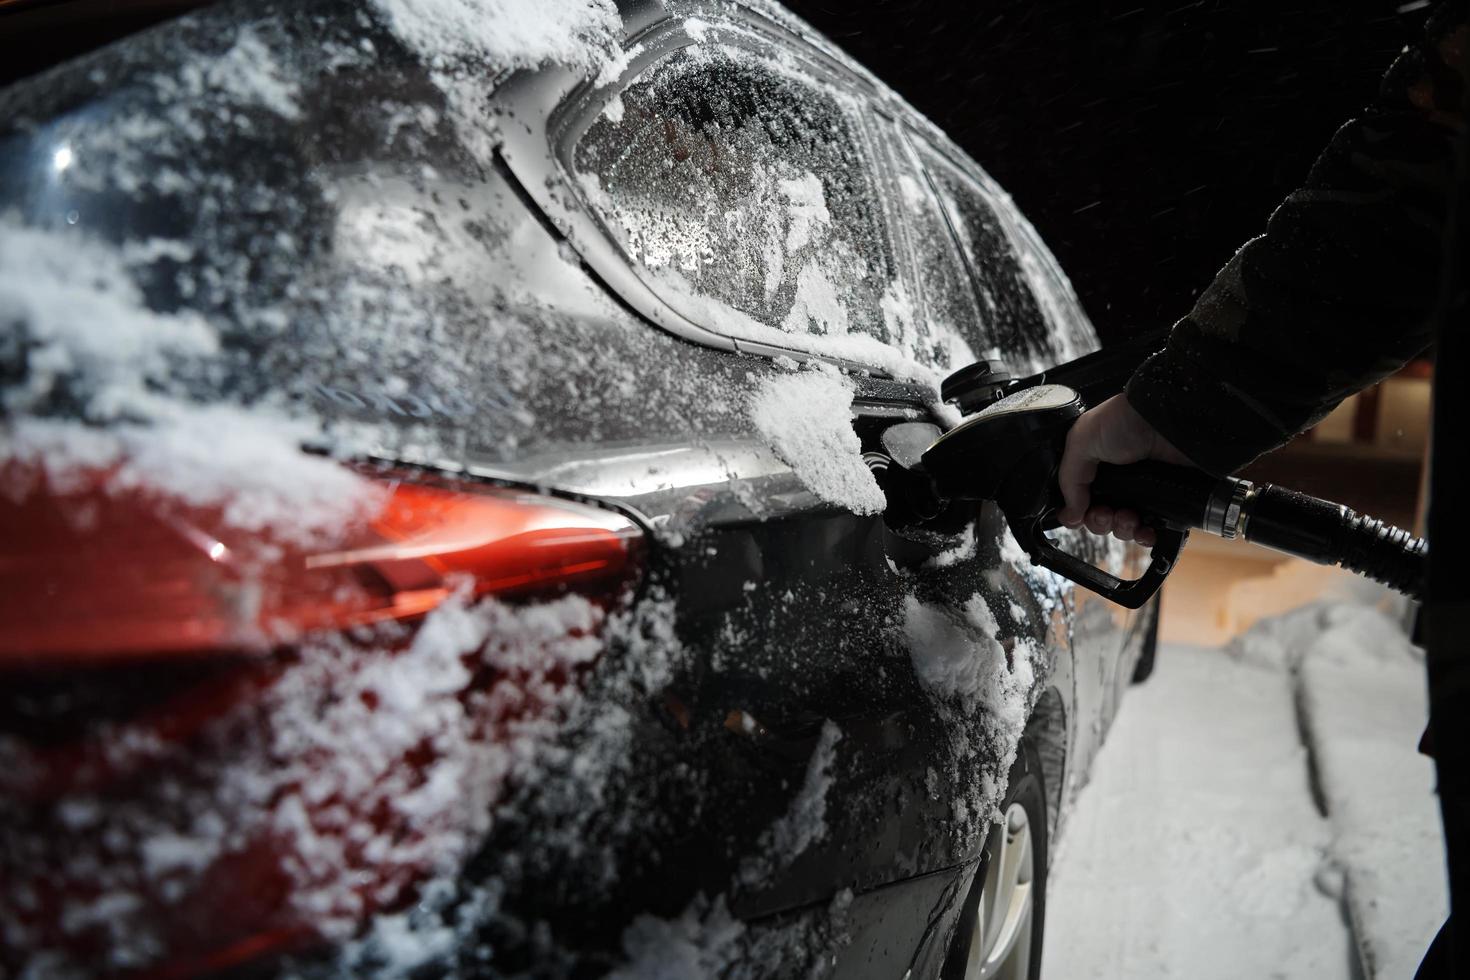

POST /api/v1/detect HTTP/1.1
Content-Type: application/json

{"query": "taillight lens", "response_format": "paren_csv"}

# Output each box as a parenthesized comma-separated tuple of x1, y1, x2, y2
(0, 469, 642, 665)
(0, 462, 644, 977)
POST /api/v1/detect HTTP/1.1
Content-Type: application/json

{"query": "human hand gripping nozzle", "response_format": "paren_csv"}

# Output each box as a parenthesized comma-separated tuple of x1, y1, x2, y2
(918, 352, 1428, 609)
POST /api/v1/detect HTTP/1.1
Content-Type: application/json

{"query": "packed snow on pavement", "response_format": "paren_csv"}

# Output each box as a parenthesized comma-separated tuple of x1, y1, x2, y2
(1047, 595, 1445, 980)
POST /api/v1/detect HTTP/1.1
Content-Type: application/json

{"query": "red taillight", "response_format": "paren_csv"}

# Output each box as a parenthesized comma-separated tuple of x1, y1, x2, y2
(0, 462, 645, 977)
(0, 469, 642, 664)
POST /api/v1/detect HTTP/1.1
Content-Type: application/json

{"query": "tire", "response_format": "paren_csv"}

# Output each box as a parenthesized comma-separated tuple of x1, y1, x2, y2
(942, 740, 1049, 980)
(1130, 599, 1161, 684)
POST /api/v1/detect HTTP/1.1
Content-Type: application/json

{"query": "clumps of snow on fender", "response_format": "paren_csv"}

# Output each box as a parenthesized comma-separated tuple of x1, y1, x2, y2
(749, 370, 885, 515)
(903, 594, 1041, 827)
(780, 260, 849, 336)
(0, 591, 611, 972)
(904, 596, 1035, 728)
(608, 895, 746, 980)
(305, 595, 689, 978)
(269, 594, 605, 932)
(370, 0, 622, 73)
(608, 885, 858, 980)
(739, 720, 843, 885)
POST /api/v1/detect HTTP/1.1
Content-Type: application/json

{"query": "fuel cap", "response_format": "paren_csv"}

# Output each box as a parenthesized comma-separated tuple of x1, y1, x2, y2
(940, 360, 1013, 414)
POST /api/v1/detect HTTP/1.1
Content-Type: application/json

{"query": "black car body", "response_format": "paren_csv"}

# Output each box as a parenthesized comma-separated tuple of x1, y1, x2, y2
(0, 0, 1155, 976)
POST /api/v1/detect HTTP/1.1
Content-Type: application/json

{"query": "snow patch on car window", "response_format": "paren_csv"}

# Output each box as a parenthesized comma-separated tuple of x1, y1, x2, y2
(776, 172, 830, 253)
(645, 265, 943, 384)
(572, 42, 953, 380)
(749, 371, 885, 515)
(890, 147, 985, 365)
(780, 259, 849, 335)
(908, 140, 1100, 374)
(1015, 246, 1095, 364)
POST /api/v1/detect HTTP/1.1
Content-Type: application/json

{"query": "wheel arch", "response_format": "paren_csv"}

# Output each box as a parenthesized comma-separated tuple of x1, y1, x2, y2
(1024, 686, 1067, 849)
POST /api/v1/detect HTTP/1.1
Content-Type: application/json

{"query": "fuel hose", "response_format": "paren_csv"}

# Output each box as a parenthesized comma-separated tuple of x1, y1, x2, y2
(1091, 461, 1428, 600)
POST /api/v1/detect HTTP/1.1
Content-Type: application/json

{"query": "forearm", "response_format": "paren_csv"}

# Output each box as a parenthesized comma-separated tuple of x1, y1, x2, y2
(1126, 4, 1466, 476)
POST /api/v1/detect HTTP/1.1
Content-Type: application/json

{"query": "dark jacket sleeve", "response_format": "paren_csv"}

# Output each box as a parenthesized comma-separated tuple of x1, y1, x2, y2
(1125, 3, 1467, 476)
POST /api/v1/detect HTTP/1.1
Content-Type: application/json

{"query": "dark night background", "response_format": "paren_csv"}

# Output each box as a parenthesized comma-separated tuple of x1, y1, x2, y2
(784, 0, 1428, 347)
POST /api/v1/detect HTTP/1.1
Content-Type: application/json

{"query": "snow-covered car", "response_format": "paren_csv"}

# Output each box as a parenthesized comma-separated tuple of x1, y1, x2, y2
(0, 0, 1157, 976)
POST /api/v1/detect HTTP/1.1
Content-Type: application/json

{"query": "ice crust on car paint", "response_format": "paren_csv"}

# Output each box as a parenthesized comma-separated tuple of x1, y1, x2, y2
(0, 219, 384, 538)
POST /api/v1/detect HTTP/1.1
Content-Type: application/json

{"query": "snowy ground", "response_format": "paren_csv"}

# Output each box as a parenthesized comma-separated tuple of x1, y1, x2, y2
(1046, 601, 1446, 980)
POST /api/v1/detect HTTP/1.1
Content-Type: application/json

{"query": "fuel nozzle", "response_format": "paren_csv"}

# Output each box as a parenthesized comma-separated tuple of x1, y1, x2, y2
(923, 384, 1190, 609)
(921, 381, 1428, 607)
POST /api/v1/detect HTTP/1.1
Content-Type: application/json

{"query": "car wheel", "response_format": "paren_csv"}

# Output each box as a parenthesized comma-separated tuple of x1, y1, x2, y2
(943, 741, 1048, 980)
(1131, 600, 1161, 684)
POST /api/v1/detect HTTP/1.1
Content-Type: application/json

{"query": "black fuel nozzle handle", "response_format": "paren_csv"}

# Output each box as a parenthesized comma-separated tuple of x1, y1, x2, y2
(1090, 460, 1428, 601)
(921, 386, 1187, 609)
(1008, 511, 1188, 610)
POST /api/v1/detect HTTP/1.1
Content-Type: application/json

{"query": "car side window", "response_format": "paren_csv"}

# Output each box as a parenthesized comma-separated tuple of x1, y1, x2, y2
(572, 43, 925, 363)
(881, 120, 985, 366)
(909, 139, 1057, 370)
